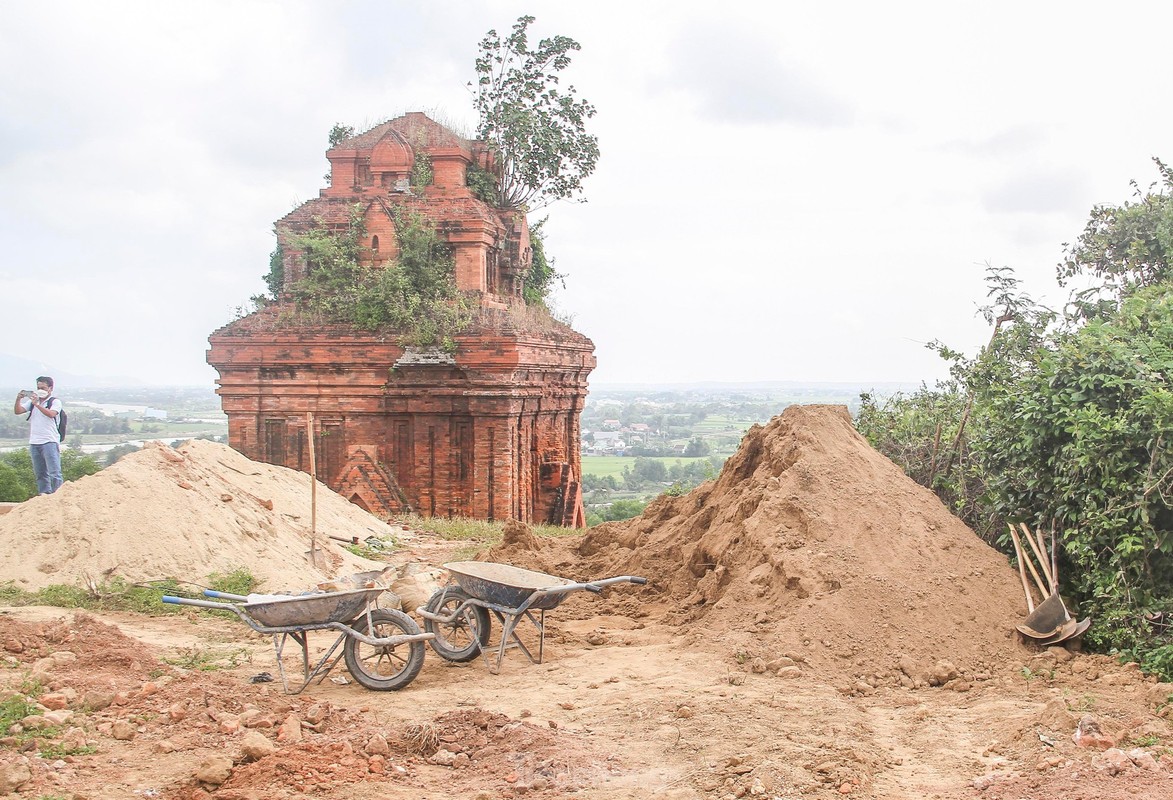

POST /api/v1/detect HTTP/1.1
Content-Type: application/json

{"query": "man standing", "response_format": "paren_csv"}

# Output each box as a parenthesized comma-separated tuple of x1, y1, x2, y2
(12, 376, 64, 495)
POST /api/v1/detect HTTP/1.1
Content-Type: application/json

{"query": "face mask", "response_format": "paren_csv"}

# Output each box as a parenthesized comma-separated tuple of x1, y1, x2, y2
(35, 389, 49, 399)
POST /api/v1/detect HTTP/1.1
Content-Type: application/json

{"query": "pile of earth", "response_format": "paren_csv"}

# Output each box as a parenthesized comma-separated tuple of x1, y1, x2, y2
(0, 439, 391, 593)
(491, 405, 1033, 684)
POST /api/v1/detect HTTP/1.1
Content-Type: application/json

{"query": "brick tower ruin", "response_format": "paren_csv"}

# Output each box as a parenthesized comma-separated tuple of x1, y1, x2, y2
(207, 113, 595, 526)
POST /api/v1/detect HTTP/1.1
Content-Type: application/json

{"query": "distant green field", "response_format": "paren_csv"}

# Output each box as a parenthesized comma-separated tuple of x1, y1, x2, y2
(690, 414, 758, 433)
(582, 455, 711, 478)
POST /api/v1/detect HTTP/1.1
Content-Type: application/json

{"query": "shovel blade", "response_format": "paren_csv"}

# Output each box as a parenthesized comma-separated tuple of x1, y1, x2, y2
(1018, 592, 1071, 639)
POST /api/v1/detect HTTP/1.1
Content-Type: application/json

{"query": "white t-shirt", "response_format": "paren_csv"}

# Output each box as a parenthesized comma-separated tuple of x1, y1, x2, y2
(19, 397, 63, 445)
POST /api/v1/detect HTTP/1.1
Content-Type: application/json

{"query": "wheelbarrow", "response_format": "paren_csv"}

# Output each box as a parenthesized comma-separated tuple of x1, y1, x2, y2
(416, 561, 647, 673)
(162, 585, 433, 694)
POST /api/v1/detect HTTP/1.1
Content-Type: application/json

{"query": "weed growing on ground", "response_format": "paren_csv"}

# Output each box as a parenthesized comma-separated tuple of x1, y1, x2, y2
(164, 646, 251, 671)
(207, 568, 258, 596)
(392, 513, 583, 544)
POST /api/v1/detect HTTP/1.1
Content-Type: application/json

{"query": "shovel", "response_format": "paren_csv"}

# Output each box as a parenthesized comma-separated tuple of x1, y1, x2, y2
(1015, 591, 1070, 639)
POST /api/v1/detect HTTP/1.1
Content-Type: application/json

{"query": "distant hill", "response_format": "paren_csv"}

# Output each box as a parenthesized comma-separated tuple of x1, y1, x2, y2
(0, 352, 145, 389)
(590, 380, 921, 395)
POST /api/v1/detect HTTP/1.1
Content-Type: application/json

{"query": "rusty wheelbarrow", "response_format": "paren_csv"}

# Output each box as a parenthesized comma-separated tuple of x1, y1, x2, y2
(416, 561, 647, 673)
(163, 585, 432, 694)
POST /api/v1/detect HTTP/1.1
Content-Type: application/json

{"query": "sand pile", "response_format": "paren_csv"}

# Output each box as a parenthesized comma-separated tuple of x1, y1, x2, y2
(0, 439, 391, 592)
(497, 405, 1032, 680)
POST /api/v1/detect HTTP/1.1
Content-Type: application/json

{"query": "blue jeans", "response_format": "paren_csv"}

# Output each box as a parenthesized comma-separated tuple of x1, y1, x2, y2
(30, 442, 63, 495)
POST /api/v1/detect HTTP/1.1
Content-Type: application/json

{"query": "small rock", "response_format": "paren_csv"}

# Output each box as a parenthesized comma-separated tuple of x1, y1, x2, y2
(305, 703, 329, 725)
(61, 727, 87, 751)
(167, 702, 189, 722)
(154, 739, 178, 753)
(1092, 748, 1132, 776)
(452, 752, 471, 769)
(240, 730, 277, 761)
(366, 733, 390, 756)
(82, 690, 115, 711)
(971, 773, 1008, 791)
(110, 720, 136, 741)
(1127, 748, 1159, 771)
(368, 755, 386, 774)
(220, 493, 233, 502)
(40, 692, 69, 711)
(0, 758, 32, 793)
(929, 660, 961, 686)
(2, 638, 24, 654)
(777, 666, 803, 679)
(43, 709, 73, 726)
(750, 657, 768, 674)
(194, 754, 234, 786)
(429, 748, 458, 766)
(276, 713, 302, 743)
(675, 706, 694, 719)
(1146, 682, 1173, 707)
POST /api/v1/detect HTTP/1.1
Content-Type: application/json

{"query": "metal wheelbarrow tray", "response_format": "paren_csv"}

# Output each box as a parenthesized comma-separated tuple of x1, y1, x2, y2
(416, 561, 647, 673)
(163, 584, 433, 694)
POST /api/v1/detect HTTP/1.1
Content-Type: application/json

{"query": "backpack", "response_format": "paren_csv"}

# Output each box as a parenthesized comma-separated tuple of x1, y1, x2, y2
(26, 397, 68, 441)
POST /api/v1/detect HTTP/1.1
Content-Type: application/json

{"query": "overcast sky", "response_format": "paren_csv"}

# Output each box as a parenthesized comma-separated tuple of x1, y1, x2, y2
(2, 0, 1170, 388)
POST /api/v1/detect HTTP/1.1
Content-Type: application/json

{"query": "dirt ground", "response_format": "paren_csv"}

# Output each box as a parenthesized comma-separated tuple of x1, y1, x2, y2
(2, 406, 1172, 799)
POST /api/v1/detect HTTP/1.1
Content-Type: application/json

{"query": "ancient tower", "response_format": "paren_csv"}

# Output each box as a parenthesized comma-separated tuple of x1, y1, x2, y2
(207, 113, 595, 526)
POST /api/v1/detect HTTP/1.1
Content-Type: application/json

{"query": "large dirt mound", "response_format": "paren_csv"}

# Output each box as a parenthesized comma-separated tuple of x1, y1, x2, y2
(500, 405, 1032, 680)
(0, 439, 390, 591)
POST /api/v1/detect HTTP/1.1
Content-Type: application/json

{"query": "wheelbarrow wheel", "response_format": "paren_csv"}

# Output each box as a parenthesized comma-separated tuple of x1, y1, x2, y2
(423, 587, 491, 663)
(343, 609, 425, 691)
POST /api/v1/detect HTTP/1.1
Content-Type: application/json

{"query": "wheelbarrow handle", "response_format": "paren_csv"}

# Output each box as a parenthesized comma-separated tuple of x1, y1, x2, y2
(163, 595, 237, 611)
(204, 589, 249, 601)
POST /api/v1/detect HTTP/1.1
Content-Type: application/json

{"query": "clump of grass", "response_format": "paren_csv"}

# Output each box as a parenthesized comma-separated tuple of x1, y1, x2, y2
(208, 568, 258, 596)
(391, 513, 585, 543)
(396, 514, 501, 542)
(345, 542, 391, 561)
(0, 576, 188, 615)
(163, 645, 251, 672)
(34, 584, 91, 609)
(172, 646, 247, 670)
(0, 693, 40, 729)
(39, 742, 97, 759)
(403, 722, 439, 756)
(0, 692, 65, 750)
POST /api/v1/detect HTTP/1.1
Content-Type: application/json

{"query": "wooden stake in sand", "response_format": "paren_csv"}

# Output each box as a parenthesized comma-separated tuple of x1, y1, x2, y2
(306, 412, 322, 567)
